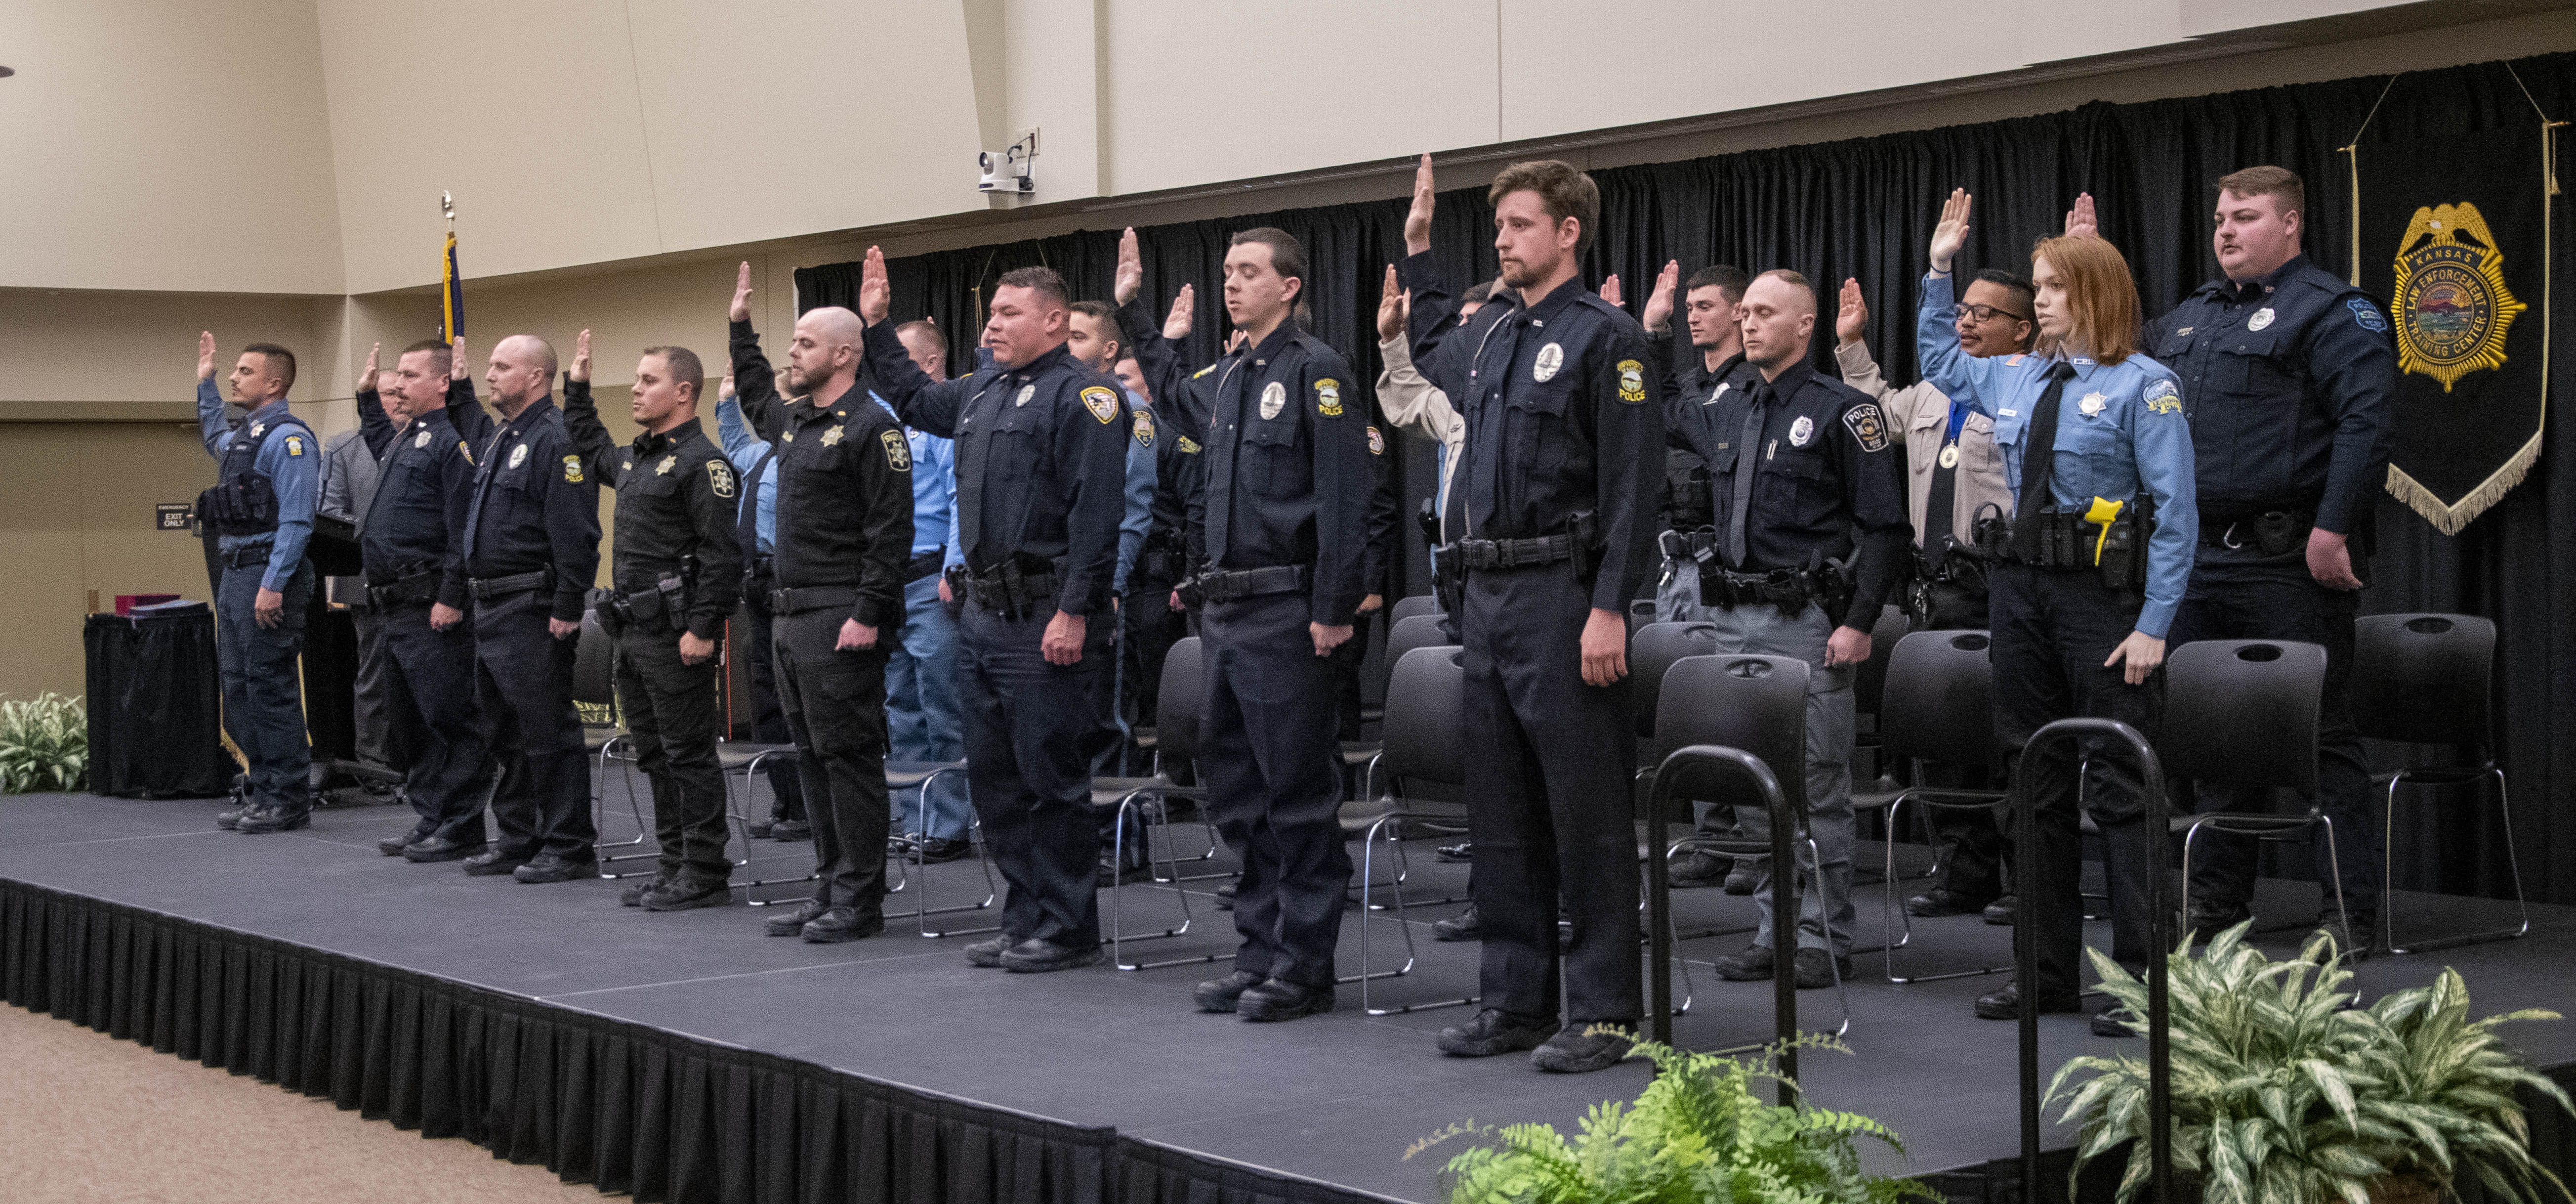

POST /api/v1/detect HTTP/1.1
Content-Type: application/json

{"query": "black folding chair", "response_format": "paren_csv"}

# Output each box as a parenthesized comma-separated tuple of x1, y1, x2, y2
(1866, 629, 2014, 982)
(2165, 640, 2341, 950)
(1344, 645, 1479, 1015)
(2354, 613, 2529, 953)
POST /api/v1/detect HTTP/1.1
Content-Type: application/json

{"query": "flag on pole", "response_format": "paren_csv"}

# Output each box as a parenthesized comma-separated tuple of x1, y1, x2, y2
(440, 228, 464, 343)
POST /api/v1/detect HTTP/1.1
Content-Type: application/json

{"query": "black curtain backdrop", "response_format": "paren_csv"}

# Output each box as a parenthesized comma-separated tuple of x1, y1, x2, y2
(804, 52, 2575, 908)
(0, 879, 1383, 1204)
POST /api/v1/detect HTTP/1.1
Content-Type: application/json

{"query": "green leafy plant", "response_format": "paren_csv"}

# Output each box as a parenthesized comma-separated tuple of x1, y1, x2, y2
(1421, 1033, 1938, 1204)
(2050, 922, 2573, 1204)
(0, 692, 88, 793)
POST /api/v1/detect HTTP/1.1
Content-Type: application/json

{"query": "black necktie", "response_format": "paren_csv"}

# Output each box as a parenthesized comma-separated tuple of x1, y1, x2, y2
(1923, 408, 1961, 552)
(2009, 361, 2078, 562)
(1722, 381, 1770, 567)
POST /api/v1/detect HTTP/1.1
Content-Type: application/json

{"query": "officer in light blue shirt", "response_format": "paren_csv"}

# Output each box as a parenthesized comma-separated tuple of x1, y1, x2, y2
(716, 380, 809, 841)
(878, 321, 972, 858)
(194, 334, 321, 833)
(1914, 189, 2195, 1034)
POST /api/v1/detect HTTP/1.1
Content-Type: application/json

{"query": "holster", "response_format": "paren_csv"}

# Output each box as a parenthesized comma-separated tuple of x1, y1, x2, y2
(1566, 510, 1602, 584)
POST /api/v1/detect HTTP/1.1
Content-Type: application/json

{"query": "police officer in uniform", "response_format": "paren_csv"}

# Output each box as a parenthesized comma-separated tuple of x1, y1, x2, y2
(728, 267, 917, 943)
(1832, 272, 2031, 920)
(1398, 155, 1661, 1073)
(456, 335, 603, 884)
(2138, 169, 2395, 952)
(563, 333, 744, 911)
(855, 251, 1130, 972)
(195, 334, 320, 834)
(1914, 190, 2197, 1032)
(1645, 266, 1911, 989)
(1120, 228, 1371, 1019)
(357, 339, 492, 861)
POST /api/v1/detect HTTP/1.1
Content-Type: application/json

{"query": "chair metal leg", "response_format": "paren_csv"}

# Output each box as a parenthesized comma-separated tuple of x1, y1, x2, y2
(1662, 838, 1755, 943)
(596, 739, 664, 875)
(2386, 768, 2531, 954)
(1352, 813, 1477, 1015)
(2315, 814, 2357, 958)
(1876, 796, 2014, 984)
(1109, 792, 1222, 970)
(724, 750, 822, 904)
(889, 768, 999, 935)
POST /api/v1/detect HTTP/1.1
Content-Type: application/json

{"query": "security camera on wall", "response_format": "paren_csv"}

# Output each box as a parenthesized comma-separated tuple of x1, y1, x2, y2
(978, 131, 1038, 194)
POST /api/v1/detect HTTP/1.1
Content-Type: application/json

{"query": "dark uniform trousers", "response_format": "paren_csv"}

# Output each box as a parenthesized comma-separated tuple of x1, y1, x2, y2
(614, 623, 731, 887)
(470, 589, 596, 860)
(740, 585, 807, 824)
(2167, 549, 2376, 916)
(374, 601, 488, 842)
(216, 555, 317, 811)
(1463, 563, 1642, 1026)
(1987, 563, 2160, 998)
(769, 608, 892, 916)
(958, 600, 1112, 948)
(349, 605, 396, 770)
(1200, 592, 1354, 989)
(1120, 584, 1187, 770)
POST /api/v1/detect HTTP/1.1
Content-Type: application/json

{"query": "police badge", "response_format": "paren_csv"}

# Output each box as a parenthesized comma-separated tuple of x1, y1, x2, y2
(2393, 202, 2528, 392)
(1788, 416, 1814, 447)
(2078, 392, 2107, 419)
(1532, 343, 1564, 382)
(508, 443, 529, 470)
(819, 425, 844, 447)
(1015, 384, 1036, 408)
(415, 429, 431, 449)
(1259, 381, 1285, 420)
(656, 455, 676, 475)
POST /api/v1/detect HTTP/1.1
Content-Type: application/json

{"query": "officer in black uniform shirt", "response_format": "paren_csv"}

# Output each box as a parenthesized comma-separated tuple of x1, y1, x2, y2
(358, 339, 492, 862)
(1651, 268, 1911, 989)
(853, 251, 1131, 974)
(1397, 155, 1661, 1074)
(562, 333, 744, 913)
(1120, 228, 1371, 1020)
(727, 268, 917, 943)
(2137, 168, 2395, 950)
(456, 335, 603, 884)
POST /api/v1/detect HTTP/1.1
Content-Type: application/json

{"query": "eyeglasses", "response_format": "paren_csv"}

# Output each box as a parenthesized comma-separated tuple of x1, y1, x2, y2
(1958, 303, 2032, 325)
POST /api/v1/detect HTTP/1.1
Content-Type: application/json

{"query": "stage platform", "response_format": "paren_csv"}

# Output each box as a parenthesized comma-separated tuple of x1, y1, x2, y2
(3, 788, 2571, 1204)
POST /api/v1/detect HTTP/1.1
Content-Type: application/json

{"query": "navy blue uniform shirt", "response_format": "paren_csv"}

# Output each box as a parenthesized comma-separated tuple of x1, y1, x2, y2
(1398, 252, 1662, 613)
(459, 395, 602, 623)
(1187, 322, 1374, 627)
(861, 321, 1129, 618)
(359, 384, 478, 610)
(2143, 253, 2395, 534)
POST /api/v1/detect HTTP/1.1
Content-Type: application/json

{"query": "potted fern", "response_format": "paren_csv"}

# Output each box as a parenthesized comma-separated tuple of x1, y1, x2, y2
(2049, 922, 2573, 1204)
(1417, 1034, 1937, 1204)
(0, 692, 87, 793)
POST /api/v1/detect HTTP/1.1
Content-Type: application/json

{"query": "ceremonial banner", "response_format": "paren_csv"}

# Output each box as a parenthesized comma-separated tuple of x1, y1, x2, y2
(441, 228, 465, 343)
(2354, 123, 2554, 534)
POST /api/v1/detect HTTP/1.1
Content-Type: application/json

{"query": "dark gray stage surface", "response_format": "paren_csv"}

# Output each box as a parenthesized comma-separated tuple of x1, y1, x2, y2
(3, 789, 2567, 1202)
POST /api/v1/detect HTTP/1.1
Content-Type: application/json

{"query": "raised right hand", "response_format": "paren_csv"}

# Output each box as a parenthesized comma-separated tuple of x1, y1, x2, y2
(362, 342, 381, 390)
(1114, 227, 1143, 306)
(1930, 188, 1971, 274)
(1375, 264, 1406, 342)
(1163, 284, 1194, 341)
(857, 247, 890, 325)
(198, 331, 217, 381)
(2063, 192, 2098, 241)
(719, 373, 735, 401)
(1641, 260, 1679, 334)
(730, 261, 753, 323)
(1835, 278, 1868, 346)
(1403, 153, 1436, 257)
(449, 337, 469, 381)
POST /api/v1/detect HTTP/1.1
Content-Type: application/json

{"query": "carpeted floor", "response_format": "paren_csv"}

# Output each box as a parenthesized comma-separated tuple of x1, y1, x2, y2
(0, 1002, 599, 1204)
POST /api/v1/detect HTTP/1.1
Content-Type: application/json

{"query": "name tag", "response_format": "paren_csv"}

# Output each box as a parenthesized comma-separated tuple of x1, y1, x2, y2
(1998, 409, 2018, 418)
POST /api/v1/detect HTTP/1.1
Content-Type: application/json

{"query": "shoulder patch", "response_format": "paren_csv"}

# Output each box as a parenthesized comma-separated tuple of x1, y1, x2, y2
(457, 440, 473, 465)
(1616, 359, 1647, 404)
(880, 428, 912, 472)
(1131, 409, 1155, 447)
(2347, 296, 2388, 334)
(283, 435, 304, 457)
(1176, 435, 1202, 455)
(707, 459, 736, 500)
(2144, 378, 2184, 416)
(1367, 426, 1385, 456)
(1841, 402, 1890, 452)
(561, 454, 585, 484)
(1081, 386, 1122, 425)
(1191, 364, 1216, 380)
(1314, 377, 1344, 418)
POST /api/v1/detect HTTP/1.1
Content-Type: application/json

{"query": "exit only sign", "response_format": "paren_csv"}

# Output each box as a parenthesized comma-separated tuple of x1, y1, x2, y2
(156, 503, 194, 531)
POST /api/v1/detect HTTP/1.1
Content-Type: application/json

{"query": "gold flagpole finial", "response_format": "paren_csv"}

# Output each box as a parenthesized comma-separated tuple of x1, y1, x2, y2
(441, 190, 455, 224)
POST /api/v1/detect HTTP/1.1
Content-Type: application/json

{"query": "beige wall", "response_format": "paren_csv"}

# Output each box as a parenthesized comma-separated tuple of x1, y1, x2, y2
(0, 0, 344, 294)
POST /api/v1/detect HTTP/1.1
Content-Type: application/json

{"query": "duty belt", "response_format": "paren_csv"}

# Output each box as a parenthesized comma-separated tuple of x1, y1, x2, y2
(2200, 508, 2314, 553)
(361, 567, 441, 612)
(1659, 527, 1718, 562)
(1193, 563, 1311, 603)
(768, 585, 860, 616)
(1453, 533, 1575, 571)
(467, 569, 552, 601)
(1700, 566, 1823, 615)
(220, 540, 275, 569)
(905, 550, 946, 584)
(945, 562, 1063, 619)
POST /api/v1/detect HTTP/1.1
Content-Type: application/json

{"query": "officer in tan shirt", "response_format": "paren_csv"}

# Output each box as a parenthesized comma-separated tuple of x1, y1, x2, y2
(1830, 269, 2032, 920)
